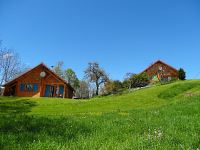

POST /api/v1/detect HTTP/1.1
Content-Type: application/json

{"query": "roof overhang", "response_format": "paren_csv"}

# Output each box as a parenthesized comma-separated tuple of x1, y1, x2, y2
(3, 63, 75, 91)
(140, 60, 178, 74)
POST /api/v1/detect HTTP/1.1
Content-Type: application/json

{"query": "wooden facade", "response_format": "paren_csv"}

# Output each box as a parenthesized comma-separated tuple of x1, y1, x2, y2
(3, 63, 74, 98)
(142, 60, 178, 82)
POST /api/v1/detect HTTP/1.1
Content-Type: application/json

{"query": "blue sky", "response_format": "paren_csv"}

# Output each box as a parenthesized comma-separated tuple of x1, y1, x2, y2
(0, 0, 200, 80)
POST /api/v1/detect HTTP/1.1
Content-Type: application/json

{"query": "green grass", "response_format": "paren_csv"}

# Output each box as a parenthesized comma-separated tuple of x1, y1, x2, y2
(0, 80, 200, 149)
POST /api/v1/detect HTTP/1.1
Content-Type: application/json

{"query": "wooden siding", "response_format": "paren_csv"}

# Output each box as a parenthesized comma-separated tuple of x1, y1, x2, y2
(142, 60, 178, 81)
(3, 63, 74, 98)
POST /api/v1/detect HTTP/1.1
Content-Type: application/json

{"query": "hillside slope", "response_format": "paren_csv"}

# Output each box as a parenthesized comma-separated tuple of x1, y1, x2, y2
(0, 80, 200, 149)
(28, 80, 200, 116)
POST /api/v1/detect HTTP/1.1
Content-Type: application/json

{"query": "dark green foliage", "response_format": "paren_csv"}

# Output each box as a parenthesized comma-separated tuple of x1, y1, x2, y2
(178, 68, 186, 80)
(130, 73, 150, 88)
(122, 73, 149, 89)
(64, 68, 79, 89)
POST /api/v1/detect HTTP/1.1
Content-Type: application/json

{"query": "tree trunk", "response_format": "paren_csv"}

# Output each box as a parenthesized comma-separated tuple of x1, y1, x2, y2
(96, 82, 99, 95)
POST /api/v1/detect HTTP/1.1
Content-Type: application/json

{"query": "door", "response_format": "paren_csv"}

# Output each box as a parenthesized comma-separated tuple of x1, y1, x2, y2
(10, 85, 16, 96)
(59, 85, 64, 97)
(44, 85, 50, 97)
(45, 85, 64, 97)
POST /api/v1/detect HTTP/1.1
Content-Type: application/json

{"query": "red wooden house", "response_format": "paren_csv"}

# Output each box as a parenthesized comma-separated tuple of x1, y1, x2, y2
(141, 60, 178, 82)
(3, 63, 74, 98)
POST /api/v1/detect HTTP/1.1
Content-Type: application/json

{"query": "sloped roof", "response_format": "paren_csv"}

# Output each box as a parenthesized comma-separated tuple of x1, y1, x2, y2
(3, 63, 74, 91)
(141, 60, 178, 74)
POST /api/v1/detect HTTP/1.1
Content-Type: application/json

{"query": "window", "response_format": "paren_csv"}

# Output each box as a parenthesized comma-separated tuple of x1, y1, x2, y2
(20, 84, 25, 91)
(33, 84, 38, 92)
(20, 83, 38, 92)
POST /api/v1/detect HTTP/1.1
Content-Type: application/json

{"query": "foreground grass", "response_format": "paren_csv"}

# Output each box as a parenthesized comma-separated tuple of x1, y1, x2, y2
(0, 80, 200, 149)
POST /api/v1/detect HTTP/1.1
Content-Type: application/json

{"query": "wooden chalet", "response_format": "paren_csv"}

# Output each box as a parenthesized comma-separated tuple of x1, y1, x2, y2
(3, 63, 74, 98)
(141, 60, 178, 82)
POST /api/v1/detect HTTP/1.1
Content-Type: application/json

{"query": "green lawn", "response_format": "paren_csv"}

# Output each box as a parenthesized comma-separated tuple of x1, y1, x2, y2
(0, 80, 200, 149)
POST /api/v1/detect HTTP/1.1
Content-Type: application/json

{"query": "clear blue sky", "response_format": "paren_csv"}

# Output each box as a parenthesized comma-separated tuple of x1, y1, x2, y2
(0, 0, 200, 80)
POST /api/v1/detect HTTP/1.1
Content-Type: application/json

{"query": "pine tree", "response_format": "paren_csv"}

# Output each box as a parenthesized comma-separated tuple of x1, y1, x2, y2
(178, 68, 186, 80)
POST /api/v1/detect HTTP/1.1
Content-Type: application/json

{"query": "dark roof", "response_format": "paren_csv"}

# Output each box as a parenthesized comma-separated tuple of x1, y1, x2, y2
(3, 63, 74, 91)
(141, 60, 178, 74)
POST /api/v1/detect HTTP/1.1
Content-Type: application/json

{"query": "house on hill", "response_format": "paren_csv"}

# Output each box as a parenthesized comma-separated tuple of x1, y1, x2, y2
(141, 60, 178, 82)
(3, 63, 74, 98)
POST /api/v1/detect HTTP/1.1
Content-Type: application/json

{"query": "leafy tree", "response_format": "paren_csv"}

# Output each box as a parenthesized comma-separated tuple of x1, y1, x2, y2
(178, 68, 186, 80)
(122, 73, 136, 89)
(130, 73, 150, 88)
(112, 80, 123, 91)
(105, 80, 123, 94)
(122, 80, 130, 89)
(64, 68, 79, 89)
(84, 62, 109, 96)
(105, 80, 114, 94)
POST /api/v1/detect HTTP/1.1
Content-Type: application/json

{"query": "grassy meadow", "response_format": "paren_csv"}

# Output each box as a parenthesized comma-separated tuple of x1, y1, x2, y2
(0, 80, 200, 149)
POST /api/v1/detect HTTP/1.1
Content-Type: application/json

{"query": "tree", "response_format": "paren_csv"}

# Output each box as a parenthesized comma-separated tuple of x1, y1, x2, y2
(53, 61, 64, 78)
(75, 80, 90, 98)
(84, 62, 109, 96)
(122, 72, 136, 89)
(105, 80, 123, 94)
(178, 68, 186, 80)
(64, 68, 79, 89)
(0, 44, 23, 85)
(105, 80, 115, 94)
(130, 73, 150, 88)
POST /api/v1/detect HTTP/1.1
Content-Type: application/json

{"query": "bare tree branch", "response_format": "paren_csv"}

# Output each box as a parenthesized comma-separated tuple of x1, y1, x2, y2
(84, 62, 109, 96)
(0, 43, 24, 85)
